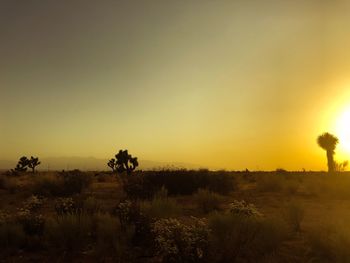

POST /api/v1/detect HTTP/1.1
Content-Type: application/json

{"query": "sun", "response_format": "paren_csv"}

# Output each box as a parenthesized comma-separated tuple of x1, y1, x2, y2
(334, 107, 350, 154)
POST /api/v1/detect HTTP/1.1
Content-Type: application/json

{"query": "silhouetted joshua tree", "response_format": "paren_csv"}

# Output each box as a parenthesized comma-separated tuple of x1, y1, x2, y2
(28, 156, 41, 173)
(317, 132, 339, 173)
(107, 158, 116, 172)
(14, 156, 30, 172)
(110, 149, 138, 175)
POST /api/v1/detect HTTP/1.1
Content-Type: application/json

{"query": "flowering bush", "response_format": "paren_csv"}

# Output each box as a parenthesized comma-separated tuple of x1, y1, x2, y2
(16, 208, 45, 236)
(152, 217, 210, 262)
(23, 195, 44, 212)
(55, 197, 77, 215)
(228, 200, 262, 217)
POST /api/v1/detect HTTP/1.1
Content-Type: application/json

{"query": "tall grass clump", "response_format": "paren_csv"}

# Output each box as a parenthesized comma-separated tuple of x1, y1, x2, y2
(44, 213, 93, 252)
(208, 212, 289, 262)
(95, 213, 134, 261)
(308, 223, 350, 263)
(282, 201, 304, 232)
(141, 187, 182, 218)
(193, 188, 222, 213)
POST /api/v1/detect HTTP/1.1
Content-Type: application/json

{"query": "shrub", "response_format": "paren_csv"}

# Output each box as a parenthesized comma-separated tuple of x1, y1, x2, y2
(228, 200, 262, 217)
(152, 217, 210, 263)
(141, 197, 182, 219)
(33, 174, 63, 197)
(256, 174, 284, 192)
(33, 171, 92, 197)
(308, 223, 350, 263)
(55, 197, 77, 215)
(83, 196, 101, 216)
(16, 209, 45, 236)
(208, 213, 288, 262)
(0, 175, 17, 193)
(282, 201, 304, 232)
(123, 170, 237, 199)
(193, 189, 222, 213)
(95, 213, 134, 261)
(44, 213, 93, 252)
(0, 222, 25, 249)
(60, 170, 92, 195)
(23, 195, 44, 212)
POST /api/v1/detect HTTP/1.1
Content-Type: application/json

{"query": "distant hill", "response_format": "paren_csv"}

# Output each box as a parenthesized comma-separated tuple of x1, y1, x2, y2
(0, 157, 204, 171)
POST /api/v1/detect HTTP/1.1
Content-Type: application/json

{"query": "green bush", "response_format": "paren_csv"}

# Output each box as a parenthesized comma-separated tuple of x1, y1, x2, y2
(208, 212, 288, 262)
(193, 189, 222, 213)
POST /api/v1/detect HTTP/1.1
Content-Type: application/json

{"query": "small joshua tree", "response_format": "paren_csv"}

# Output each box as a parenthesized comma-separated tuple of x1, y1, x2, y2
(14, 156, 30, 172)
(109, 150, 138, 175)
(28, 156, 41, 173)
(107, 158, 116, 172)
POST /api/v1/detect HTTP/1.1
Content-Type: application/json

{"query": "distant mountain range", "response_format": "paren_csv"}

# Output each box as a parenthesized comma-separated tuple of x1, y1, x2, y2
(0, 157, 204, 171)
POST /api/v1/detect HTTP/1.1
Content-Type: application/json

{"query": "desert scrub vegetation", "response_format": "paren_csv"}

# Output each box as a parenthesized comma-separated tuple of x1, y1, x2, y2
(193, 189, 222, 213)
(123, 169, 237, 199)
(208, 212, 289, 262)
(282, 201, 304, 232)
(307, 222, 350, 263)
(152, 217, 210, 263)
(32, 170, 92, 197)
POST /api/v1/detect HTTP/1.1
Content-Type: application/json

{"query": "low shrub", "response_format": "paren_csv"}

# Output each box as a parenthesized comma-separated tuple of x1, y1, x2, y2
(0, 222, 25, 249)
(228, 200, 262, 217)
(55, 197, 77, 215)
(193, 189, 222, 213)
(16, 209, 45, 236)
(95, 213, 134, 261)
(282, 201, 304, 232)
(208, 212, 288, 262)
(23, 195, 44, 212)
(256, 174, 284, 192)
(308, 223, 350, 263)
(123, 170, 237, 199)
(33, 171, 92, 197)
(152, 217, 210, 263)
(141, 197, 182, 219)
(44, 213, 93, 252)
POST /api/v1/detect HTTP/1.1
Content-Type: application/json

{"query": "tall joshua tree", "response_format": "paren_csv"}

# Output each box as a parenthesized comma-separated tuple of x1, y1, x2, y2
(317, 132, 339, 173)
(28, 156, 41, 173)
(108, 149, 138, 175)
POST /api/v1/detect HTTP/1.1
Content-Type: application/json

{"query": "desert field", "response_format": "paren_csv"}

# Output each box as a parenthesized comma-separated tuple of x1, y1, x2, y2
(1, 169, 350, 262)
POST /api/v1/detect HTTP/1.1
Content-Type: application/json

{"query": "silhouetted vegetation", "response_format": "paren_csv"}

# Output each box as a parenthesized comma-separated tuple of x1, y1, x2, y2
(28, 156, 41, 173)
(108, 150, 138, 175)
(317, 132, 339, 173)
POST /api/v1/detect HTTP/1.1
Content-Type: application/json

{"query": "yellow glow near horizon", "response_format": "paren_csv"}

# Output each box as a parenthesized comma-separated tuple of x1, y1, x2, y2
(335, 107, 350, 155)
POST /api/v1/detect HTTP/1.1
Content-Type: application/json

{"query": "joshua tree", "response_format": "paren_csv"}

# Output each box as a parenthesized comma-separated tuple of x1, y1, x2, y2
(28, 156, 41, 173)
(317, 132, 339, 173)
(111, 149, 138, 175)
(107, 158, 116, 172)
(14, 156, 30, 172)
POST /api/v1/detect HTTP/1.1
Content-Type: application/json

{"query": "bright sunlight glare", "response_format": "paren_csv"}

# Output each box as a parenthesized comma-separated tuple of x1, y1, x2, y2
(335, 107, 350, 154)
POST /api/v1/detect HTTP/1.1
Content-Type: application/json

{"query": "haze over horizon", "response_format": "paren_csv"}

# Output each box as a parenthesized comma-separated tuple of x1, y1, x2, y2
(2, 1, 350, 171)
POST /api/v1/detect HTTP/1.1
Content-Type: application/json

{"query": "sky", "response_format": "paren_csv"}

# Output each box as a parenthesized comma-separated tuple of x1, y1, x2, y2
(1, 0, 350, 170)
